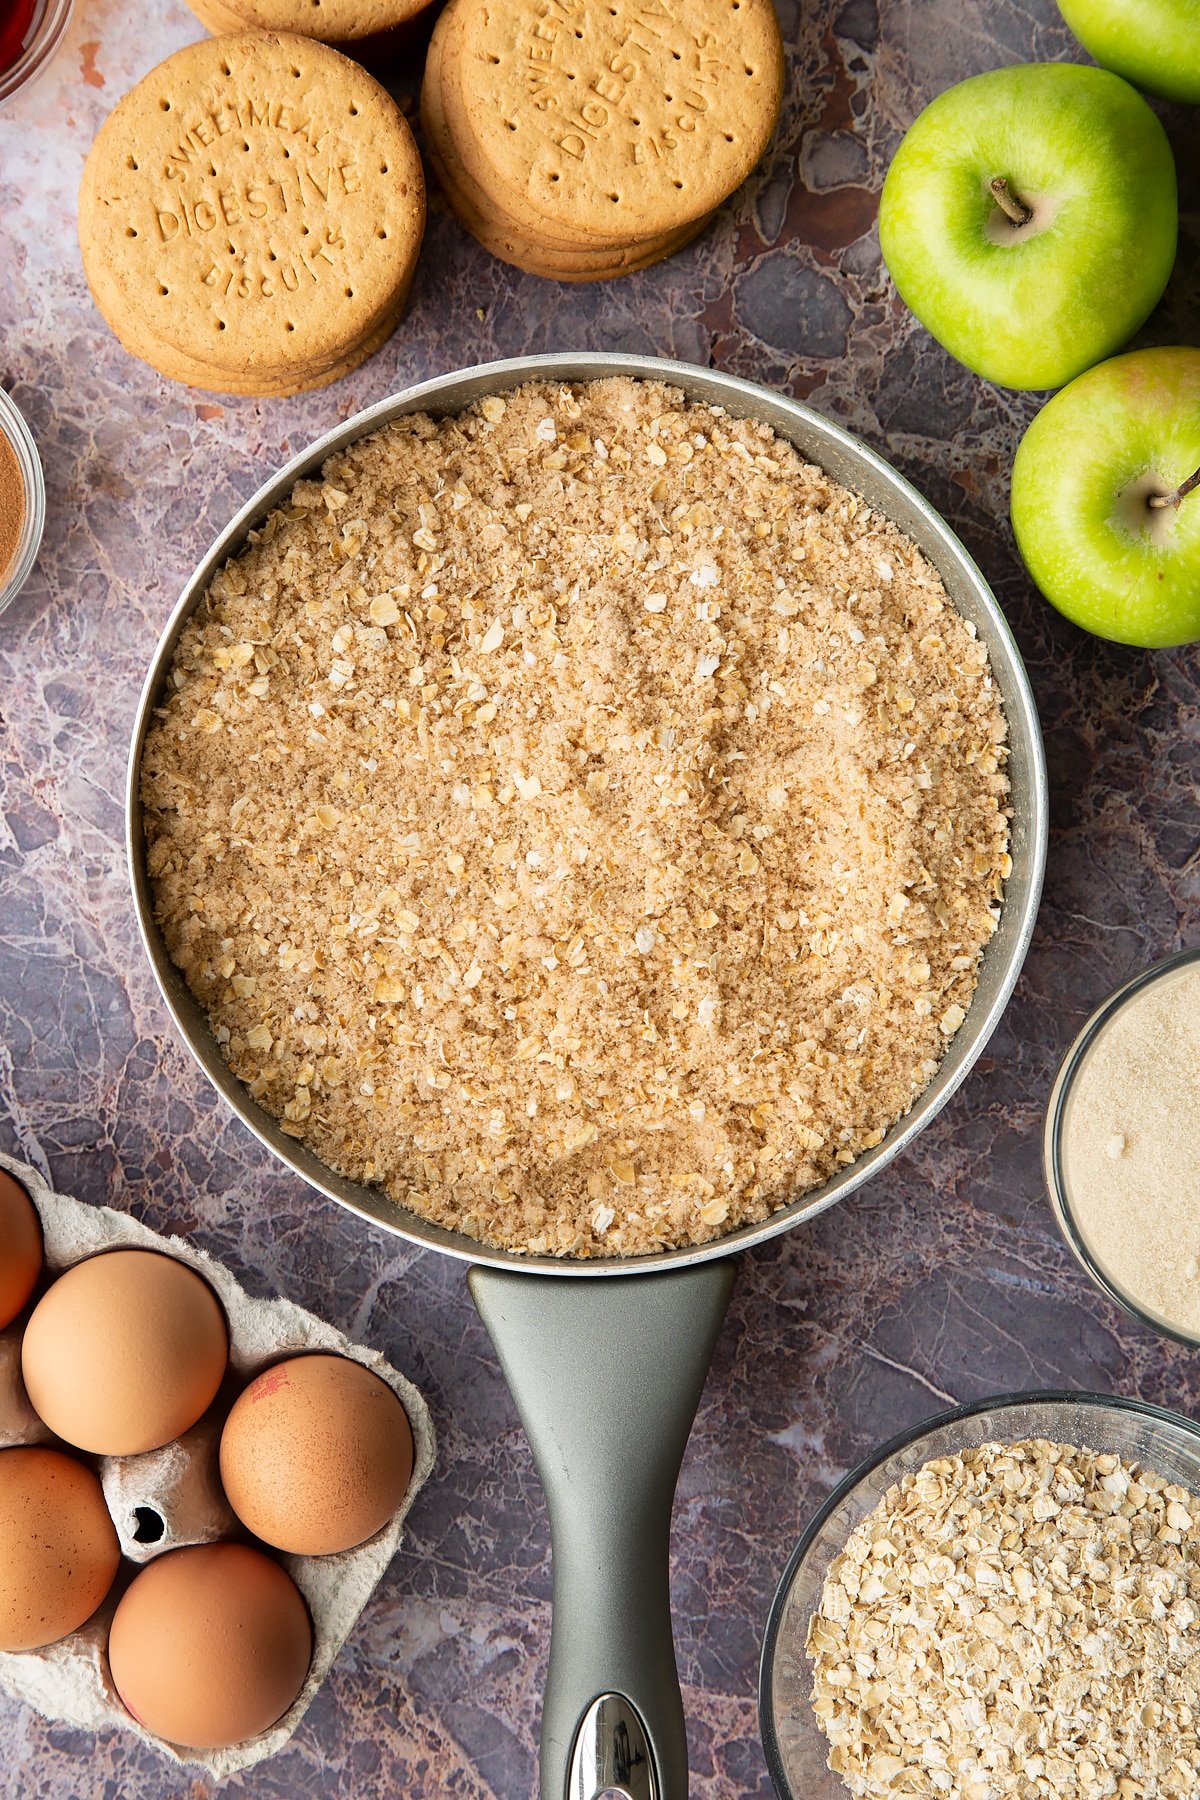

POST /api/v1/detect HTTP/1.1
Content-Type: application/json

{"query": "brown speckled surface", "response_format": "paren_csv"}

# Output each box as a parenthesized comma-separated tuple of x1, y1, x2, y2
(1, 1, 1199, 1794)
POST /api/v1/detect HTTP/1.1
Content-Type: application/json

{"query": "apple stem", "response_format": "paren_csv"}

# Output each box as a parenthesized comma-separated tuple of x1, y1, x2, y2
(1148, 467, 1200, 510)
(989, 176, 1032, 228)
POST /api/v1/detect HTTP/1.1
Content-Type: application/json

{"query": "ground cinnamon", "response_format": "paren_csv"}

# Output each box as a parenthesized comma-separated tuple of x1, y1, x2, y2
(0, 427, 26, 583)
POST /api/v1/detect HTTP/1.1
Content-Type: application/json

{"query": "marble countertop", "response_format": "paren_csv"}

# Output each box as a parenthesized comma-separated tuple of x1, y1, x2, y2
(1, 0, 1198, 1794)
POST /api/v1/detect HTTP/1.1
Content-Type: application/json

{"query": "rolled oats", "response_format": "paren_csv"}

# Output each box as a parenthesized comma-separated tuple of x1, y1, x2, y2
(808, 1439, 1200, 1798)
(141, 379, 1009, 1257)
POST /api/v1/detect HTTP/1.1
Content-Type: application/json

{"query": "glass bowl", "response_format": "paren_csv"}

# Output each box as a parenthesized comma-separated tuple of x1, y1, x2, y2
(0, 0, 73, 110)
(758, 1390, 1200, 1800)
(1043, 945, 1200, 1349)
(0, 387, 45, 617)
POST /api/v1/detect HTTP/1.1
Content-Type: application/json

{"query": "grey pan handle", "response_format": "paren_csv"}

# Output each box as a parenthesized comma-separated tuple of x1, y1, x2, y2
(469, 1263, 736, 1800)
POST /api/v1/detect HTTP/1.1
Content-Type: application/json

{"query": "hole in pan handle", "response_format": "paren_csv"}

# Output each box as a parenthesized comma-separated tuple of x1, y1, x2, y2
(569, 1692, 657, 1800)
(469, 1261, 736, 1800)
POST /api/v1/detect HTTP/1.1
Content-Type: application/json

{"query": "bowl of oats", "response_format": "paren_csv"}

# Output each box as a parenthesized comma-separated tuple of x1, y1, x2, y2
(760, 1390, 1200, 1800)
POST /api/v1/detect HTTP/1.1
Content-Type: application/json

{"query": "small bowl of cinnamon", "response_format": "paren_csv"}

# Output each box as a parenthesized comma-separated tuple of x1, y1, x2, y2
(0, 388, 45, 617)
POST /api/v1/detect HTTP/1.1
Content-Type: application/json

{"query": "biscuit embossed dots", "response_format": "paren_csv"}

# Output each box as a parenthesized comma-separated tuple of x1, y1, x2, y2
(78, 34, 424, 394)
(429, 5, 659, 251)
(453, 0, 783, 236)
(423, 0, 783, 275)
(140, 379, 1010, 1260)
(421, 9, 714, 281)
(77, 273, 413, 399)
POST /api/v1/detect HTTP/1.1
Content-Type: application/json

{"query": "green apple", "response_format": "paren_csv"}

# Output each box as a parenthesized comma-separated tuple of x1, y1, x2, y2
(1011, 347, 1200, 648)
(1058, 1, 1200, 107)
(878, 63, 1177, 390)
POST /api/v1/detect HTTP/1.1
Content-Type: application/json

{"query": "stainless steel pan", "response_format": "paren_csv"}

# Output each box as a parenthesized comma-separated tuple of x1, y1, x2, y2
(128, 353, 1048, 1800)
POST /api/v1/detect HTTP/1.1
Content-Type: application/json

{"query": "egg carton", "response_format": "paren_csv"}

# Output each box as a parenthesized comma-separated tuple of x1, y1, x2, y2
(0, 1149, 436, 1777)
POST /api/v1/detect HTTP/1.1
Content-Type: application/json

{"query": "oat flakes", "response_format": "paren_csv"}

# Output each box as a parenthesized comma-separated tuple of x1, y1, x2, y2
(141, 379, 1010, 1256)
(808, 1439, 1200, 1798)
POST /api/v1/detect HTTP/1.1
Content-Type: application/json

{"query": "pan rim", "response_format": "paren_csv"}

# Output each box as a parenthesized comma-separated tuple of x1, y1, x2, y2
(127, 351, 1048, 1276)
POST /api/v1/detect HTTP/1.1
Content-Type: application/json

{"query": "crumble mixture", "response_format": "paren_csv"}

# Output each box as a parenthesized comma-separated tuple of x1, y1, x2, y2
(141, 378, 1010, 1256)
(807, 1439, 1200, 1798)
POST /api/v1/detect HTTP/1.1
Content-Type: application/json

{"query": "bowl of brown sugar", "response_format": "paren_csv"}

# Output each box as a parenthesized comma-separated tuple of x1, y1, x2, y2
(0, 388, 45, 618)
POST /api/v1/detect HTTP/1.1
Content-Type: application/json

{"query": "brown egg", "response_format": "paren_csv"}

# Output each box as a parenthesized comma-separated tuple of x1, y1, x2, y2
(108, 1543, 312, 1748)
(22, 1249, 228, 1455)
(220, 1353, 414, 1555)
(0, 1447, 120, 1650)
(0, 1170, 42, 1329)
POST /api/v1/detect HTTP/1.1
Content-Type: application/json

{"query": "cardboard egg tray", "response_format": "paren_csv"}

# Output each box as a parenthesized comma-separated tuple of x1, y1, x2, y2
(0, 1149, 436, 1776)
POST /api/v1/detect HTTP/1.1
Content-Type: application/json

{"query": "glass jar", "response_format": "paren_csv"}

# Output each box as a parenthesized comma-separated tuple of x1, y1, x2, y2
(0, 0, 73, 111)
(0, 388, 46, 616)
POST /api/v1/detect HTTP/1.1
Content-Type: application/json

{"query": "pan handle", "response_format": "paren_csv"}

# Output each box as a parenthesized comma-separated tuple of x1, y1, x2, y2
(469, 1262, 736, 1800)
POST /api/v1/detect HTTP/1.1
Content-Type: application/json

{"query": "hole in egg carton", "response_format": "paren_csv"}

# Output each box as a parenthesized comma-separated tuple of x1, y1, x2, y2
(101, 1411, 235, 1565)
(131, 1507, 165, 1546)
(0, 1150, 436, 1778)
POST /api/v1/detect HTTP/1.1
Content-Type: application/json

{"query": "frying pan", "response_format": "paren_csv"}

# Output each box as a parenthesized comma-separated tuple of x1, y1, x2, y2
(127, 353, 1048, 1800)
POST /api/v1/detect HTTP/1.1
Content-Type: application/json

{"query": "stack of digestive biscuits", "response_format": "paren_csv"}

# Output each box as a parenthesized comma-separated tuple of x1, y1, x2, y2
(421, 0, 784, 280)
(183, 0, 439, 61)
(78, 33, 424, 396)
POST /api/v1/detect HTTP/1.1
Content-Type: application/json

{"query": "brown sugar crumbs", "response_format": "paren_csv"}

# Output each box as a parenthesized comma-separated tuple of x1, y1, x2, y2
(141, 379, 1010, 1257)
